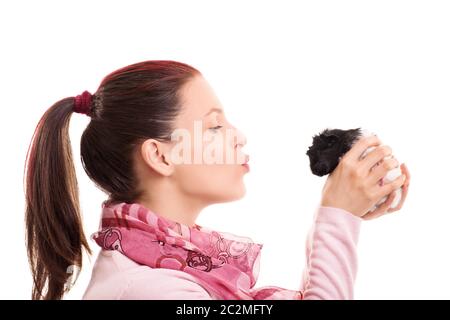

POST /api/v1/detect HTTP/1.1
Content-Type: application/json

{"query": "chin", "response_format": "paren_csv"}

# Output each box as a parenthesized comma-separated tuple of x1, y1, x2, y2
(212, 184, 247, 203)
(228, 183, 247, 201)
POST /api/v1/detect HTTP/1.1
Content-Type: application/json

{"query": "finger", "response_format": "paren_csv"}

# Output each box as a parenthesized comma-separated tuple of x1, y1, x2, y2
(345, 135, 382, 163)
(362, 191, 397, 220)
(361, 145, 393, 173)
(387, 164, 410, 212)
(387, 182, 409, 213)
(375, 173, 406, 200)
(401, 163, 411, 185)
(368, 157, 399, 185)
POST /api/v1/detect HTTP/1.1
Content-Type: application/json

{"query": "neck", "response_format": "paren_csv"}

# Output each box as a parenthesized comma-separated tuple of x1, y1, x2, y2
(137, 190, 205, 228)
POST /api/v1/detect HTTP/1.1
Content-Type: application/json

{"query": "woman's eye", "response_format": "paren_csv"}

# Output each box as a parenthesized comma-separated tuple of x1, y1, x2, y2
(209, 125, 223, 132)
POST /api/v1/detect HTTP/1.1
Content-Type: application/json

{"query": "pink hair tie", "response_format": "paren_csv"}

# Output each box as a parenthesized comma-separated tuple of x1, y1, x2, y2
(73, 90, 92, 115)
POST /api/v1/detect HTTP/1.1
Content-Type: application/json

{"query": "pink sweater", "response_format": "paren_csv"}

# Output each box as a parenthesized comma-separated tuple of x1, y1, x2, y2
(83, 206, 361, 300)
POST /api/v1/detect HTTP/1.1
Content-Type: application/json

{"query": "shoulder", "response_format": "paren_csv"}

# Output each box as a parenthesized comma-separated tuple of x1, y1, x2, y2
(83, 250, 213, 300)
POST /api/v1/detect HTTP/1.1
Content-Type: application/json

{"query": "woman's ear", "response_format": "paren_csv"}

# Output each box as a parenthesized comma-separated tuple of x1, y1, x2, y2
(140, 139, 174, 177)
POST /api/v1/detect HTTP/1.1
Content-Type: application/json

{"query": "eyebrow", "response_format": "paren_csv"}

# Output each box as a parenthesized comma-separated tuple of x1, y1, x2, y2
(203, 107, 224, 117)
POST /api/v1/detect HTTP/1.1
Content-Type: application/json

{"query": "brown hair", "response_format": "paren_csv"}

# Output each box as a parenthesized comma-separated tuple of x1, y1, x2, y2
(24, 60, 200, 299)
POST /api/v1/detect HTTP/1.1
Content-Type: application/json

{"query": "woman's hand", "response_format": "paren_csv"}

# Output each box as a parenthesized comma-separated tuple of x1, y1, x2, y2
(362, 163, 411, 220)
(320, 135, 408, 218)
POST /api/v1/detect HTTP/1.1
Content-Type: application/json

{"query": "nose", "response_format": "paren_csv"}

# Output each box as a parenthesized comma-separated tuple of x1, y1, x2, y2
(234, 128, 247, 148)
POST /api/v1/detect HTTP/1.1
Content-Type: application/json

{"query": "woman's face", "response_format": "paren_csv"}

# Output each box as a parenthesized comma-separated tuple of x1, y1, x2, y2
(167, 75, 249, 205)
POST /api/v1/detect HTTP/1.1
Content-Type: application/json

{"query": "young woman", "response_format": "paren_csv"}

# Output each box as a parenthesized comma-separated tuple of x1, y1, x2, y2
(24, 60, 410, 300)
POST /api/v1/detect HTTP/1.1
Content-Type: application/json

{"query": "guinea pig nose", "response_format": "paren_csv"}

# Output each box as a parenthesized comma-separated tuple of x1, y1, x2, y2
(313, 162, 330, 176)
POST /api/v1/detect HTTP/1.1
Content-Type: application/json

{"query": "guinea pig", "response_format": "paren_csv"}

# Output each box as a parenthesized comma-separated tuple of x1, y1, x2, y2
(306, 127, 402, 212)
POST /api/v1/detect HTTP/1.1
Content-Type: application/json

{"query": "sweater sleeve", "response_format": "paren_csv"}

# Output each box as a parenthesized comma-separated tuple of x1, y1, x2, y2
(301, 206, 362, 300)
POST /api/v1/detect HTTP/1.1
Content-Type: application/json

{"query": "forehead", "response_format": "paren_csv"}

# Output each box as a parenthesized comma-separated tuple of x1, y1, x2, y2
(177, 75, 222, 120)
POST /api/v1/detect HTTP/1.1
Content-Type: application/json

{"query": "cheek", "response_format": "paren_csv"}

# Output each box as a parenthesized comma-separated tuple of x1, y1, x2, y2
(171, 127, 246, 202)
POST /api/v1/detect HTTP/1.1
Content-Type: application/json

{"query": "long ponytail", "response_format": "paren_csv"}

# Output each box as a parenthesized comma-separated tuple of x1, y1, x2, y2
(24, 97, 91, 300)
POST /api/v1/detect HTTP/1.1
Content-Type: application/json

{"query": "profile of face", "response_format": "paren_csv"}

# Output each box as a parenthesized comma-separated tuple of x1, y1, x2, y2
(137, 75, 249, 206)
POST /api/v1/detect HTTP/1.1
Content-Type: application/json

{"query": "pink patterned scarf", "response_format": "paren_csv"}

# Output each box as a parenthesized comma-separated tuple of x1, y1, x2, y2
(92, 201, 302, 300)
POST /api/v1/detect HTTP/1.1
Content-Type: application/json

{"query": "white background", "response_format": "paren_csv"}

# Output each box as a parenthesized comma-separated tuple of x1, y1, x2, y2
(1, 0, 449, 299)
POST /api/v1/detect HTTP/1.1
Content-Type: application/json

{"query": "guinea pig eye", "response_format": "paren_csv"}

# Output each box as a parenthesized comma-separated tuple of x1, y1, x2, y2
(325, 135, 338, 147)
